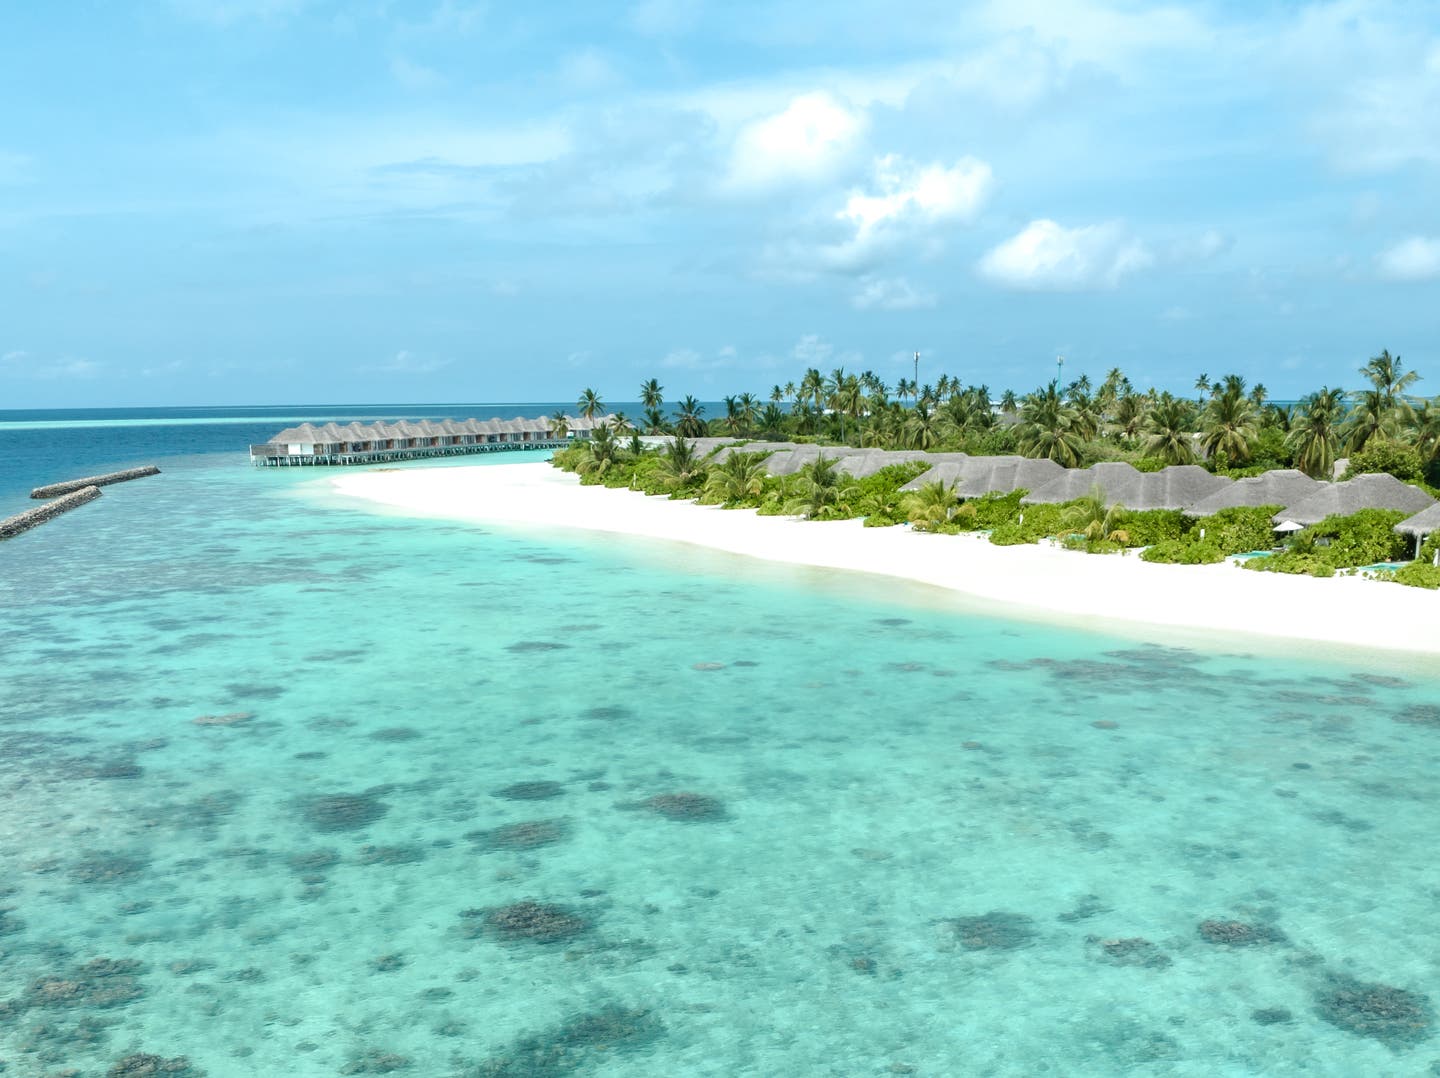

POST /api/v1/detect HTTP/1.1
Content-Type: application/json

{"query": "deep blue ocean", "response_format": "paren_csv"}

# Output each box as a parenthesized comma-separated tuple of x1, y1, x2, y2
(3, 404, 1439, 1076)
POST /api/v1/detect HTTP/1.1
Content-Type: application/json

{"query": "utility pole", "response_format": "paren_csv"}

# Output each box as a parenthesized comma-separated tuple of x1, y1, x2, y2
(1056, 354, 1064, 387)
(913, 351, 919, 396)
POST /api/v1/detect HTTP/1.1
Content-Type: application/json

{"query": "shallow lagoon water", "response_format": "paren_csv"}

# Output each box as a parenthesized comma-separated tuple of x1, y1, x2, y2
(3, 451, 1440, 1076)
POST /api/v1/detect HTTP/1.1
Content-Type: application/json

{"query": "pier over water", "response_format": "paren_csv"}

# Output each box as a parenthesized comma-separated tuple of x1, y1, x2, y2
(249, 413, 616, 467)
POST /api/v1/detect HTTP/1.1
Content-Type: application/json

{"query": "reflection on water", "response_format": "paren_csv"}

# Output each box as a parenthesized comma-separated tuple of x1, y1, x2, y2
(2, 457, 1439, 1075)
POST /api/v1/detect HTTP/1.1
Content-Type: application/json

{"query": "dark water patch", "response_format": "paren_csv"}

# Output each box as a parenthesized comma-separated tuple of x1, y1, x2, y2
(108, 1047, 200, 1070)
(0, 905, 24, 935)
(506, 641, 570, 653)
(1315, 975, 1434, 1047)
(92, 758, 145, 779)
(558, 623, 602, 631)
(303, 648, 368, 662)
(294, 750, 326, 760)
(301, 792, 389, 832)
(582, 704, 633, 722)
(371, 953, 406, 973)
(469, 1003, 663, 1076)
(223, 683, 287, 701)
(691, 661, 726, 671)
(191, 711, 254, 727)
(1086, 936, 1172, 969)
(149, 790, 245, 831)
(467, 819, 572, 851)
(1196, 919, 1287, 946)
(941, 912, 1036, 951)
(637, 792, 727, 822)
(1352, 673, 1412, 689)
(288, 849, 341, 874)
(70, 852, 151, 886)
(731, 659, 760, 667)
(21, 957, 148, 1010)
(1396, 705, 1440, 727)
(989, 648, 1209, 691)
(340, 1047, 413, 1073)
(494, 780, 565, 801)
(1310, 808, 1374, 832)
(358, 844, 427, 866)
(168, 959, 215, 976)
(463, 901, 592, 944)
(370, 727, 423, 742)
(1251, 1007, 1293, 1025)
(874, 617, 912, 626)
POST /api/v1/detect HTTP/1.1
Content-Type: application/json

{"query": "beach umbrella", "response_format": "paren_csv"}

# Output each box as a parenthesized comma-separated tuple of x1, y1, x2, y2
(1273, 520, 1306, 534)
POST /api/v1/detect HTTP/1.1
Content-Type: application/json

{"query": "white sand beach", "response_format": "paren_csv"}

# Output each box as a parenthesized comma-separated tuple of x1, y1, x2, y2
(326, 462, 1440, 662)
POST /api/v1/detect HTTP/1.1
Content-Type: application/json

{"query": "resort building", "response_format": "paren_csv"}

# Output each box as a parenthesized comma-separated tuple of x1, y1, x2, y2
(250, 414, 616, 466)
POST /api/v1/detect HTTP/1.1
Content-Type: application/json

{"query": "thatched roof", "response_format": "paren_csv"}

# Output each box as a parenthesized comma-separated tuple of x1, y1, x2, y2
(1182, 469, 1321, 517)
(1022, 461, 1143, 505)
(1394, 502, 1440, 537)
(1123, 466, 1232, 511)
(1272, 472, 1437, 525)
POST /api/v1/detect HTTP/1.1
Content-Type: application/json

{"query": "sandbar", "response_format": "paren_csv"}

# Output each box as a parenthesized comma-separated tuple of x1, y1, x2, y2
(324, 462, 1440, 663)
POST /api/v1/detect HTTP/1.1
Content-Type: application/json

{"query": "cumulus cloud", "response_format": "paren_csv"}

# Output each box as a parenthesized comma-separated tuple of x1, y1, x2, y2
(977, 219, 1152, 291)
(851, 276, 936, 311)
(727, 92, 864, 189)
(1376, 236, 1440, 281)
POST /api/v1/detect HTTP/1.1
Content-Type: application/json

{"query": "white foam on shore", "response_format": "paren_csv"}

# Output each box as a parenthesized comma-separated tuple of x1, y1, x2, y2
(324, 461, 1440, 663)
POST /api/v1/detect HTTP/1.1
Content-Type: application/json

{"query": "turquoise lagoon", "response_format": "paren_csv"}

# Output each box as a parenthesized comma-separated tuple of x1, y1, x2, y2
(2, 447, 1440, 1076)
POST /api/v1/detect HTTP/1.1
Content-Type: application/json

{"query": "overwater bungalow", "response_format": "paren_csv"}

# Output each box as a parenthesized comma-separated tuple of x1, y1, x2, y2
(250, 413, 616, 466)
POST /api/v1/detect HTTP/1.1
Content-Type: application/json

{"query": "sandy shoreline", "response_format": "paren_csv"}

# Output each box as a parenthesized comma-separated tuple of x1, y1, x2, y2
(322, 461, 1440, 662)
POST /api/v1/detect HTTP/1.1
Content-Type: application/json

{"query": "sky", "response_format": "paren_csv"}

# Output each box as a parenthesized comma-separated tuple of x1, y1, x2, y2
(1, 0, 1438, 408)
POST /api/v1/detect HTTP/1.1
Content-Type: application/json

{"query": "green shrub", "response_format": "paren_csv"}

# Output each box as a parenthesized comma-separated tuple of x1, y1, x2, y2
(1140, 539, 1225, 564)
(1307, 509, 1409, 567)
(1193, 505, 1282, 555)
(1132, 457, 1171, 473)
(1343, 442, 1423, 481)
(1121, 509, 1187, 547)
(1388, 562, 1440, 589)
(1243, 553, 1335, 577)
(988, 502, 1065, 545)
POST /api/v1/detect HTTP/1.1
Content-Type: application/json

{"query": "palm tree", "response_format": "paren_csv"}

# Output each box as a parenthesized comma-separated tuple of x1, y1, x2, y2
(1249, 382, 1269, 409)
(1112, 391, 1148, 442)
(640, 378, 664, 410)
(1413, 397, 1440, 471)
(800, 368, 825, 413)
(1141, 393, 1198, 464)
(642, 406, 669, 434)
(1194, 373, 1211, 402)
(1200, 381, 1259, 463)
(904, 400, 942, 450)
(578, 387, 603, 422)
(1015, 381, 1084, 467)
(999, 389, 1018, 414)
(549, 410, 570, 440)
(758, 403, 786, 438)
(575, 424, 620, 478)
(723, 395, 743, 436)
(1361, 349, 1419, 412)
(1341, 388, 1398, 453)
(1285, 387, 1344, 478)
(783, 380, 798, 405)
(608, 411, 632, 433)
(656, 436, 707, 491)
(901, 480, 959, 531)
(770, 384, 785, 405)
(784, 454, 853, 519)
(832, 374, 864, 442)
(738, 392, 761, 435)
(1062, 486, 1129, 544)
(673, 395, 706, 438)
(703, 451, 767, 502)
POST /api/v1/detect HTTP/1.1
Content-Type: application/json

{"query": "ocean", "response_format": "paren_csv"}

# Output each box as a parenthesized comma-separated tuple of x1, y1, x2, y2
(2, 405, 1439, 1076)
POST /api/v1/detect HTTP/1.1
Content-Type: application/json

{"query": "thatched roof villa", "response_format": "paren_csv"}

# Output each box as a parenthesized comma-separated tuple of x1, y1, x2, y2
(1271, 473, 1437, 526)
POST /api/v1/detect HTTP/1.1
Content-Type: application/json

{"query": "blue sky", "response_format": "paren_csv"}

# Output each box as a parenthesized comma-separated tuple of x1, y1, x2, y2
(1, 0, 1438, 407)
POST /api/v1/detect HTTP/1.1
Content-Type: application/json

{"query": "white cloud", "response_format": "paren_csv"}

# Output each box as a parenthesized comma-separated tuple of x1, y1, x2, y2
(368, 350, 451, 374)
(978, 219, 1152, 291)
(0, 352, 100, 380)
(978, 0, 1216, 72)
(390, 57, 444, 91)
(629, 0, 700, 38)
(727, 92, 864, 189)
(1377, 236, 1440, 281)
(851, 276, 936, 311)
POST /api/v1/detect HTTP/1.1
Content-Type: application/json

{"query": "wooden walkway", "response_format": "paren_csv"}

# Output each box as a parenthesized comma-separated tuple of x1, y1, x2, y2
(249, 439, 568, 467)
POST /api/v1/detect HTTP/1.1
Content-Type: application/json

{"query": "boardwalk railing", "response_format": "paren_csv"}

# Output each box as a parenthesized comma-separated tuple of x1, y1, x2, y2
(249, 439, 568, 467)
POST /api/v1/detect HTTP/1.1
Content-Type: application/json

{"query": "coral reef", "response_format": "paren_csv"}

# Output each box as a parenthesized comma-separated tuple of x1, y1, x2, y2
(493, 781, 565, 801)
(107, 1053, 200, 1076)
(467, 819, 572, 851)
(370, 727, 423, 741)
(288, 849, 340, 874)
(581, 705, 632, 722)
(24, 957, 148, 1010)
(1315, 975, 1434, 1047)
(340, 1048, 413, 1073)
(506, 641, 570, 653)
(1251, 1007, 1293, 1025)
(643, 792, 727, 822)
(1395, 705, 1440, 727)
(191, 711, 253, 726)
(1196, 920, 1287, 946)
(471, 1004, 663, 1076)
(302, 792, 389, 832)
(942, 912, 1036, 951)
(70, 853, 151, 885)
(358, 844, 427, 866)
(463, 901, 591, 944)
(1086, 936, 1172, 969)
